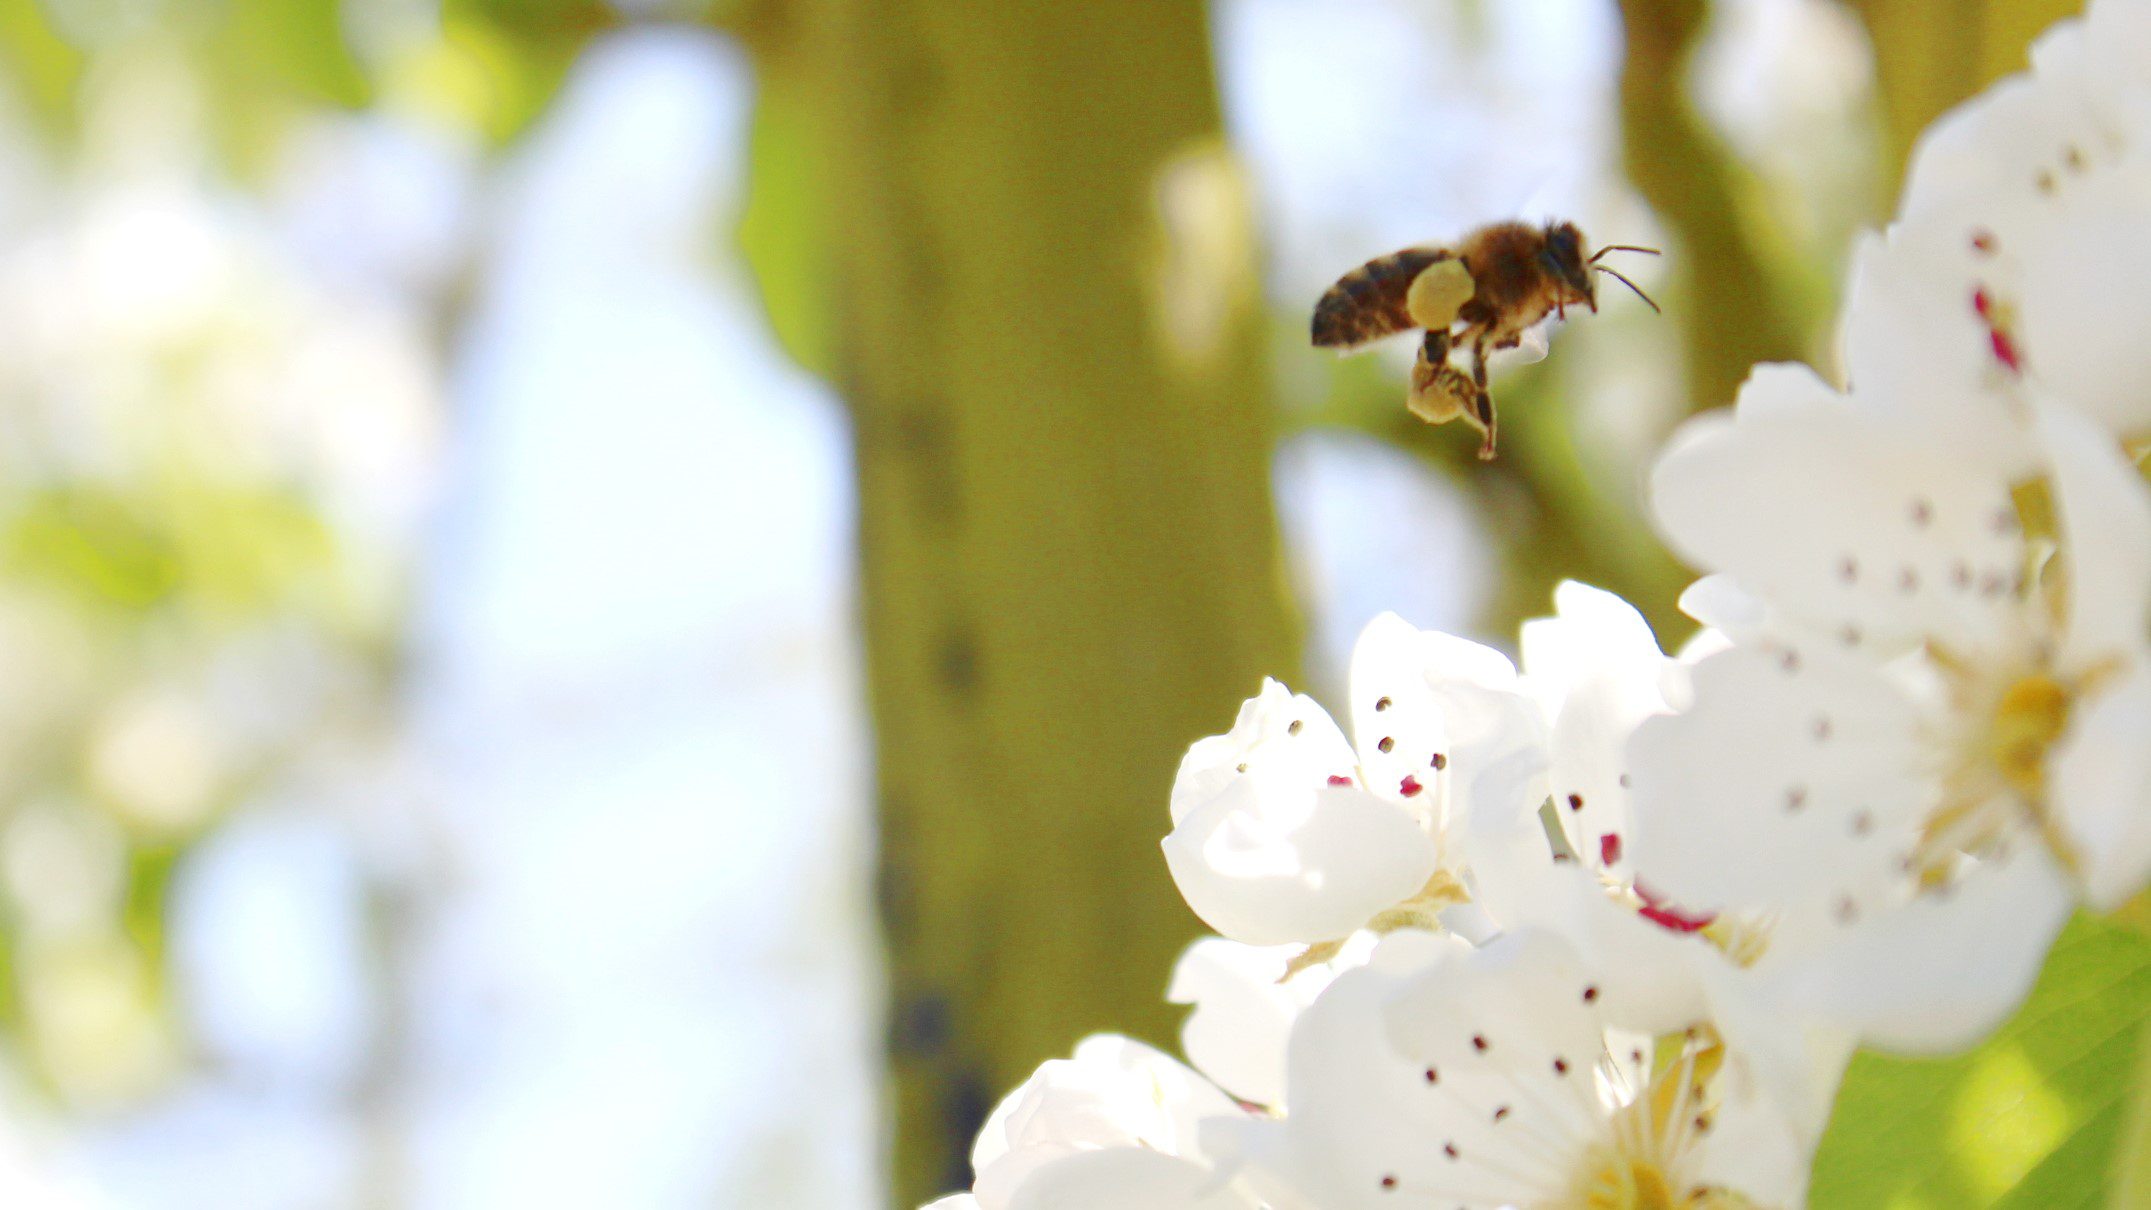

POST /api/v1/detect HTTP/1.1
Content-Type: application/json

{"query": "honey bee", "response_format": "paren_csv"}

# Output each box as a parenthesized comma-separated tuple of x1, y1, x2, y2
(1311, 220, 1659, 459)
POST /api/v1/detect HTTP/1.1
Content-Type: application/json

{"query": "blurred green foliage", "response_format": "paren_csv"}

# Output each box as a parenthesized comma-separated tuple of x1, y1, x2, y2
(0, 0, 80, 134)
(438, 0, 618, 144)
(1813, 914, 2151, 1208)
(0, 457, 388, 1103)
(209, 0, 371, 109)
(0, 0, 430, 1108)
(5, 483, 339, 621)
(735, 29, 834, 378)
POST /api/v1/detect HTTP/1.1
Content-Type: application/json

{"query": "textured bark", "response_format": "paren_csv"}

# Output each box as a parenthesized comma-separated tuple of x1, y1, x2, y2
(742, 3, 1297, 1204)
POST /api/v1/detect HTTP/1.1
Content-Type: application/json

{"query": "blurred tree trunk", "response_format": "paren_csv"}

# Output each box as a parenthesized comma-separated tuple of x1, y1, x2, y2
(1616, 0, 1806, 417)
(738, 2, 1294, 1205)
(1847, 0, 2086, 192)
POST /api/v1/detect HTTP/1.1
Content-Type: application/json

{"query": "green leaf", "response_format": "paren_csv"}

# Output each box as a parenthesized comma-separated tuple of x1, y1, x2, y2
(1810, 913, 2151, 1209)
(2109, 1032, 2151, 1208)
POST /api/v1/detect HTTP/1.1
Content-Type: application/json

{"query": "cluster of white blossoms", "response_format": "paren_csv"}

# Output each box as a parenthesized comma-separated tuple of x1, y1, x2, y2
(923, 3, 2151, 1207)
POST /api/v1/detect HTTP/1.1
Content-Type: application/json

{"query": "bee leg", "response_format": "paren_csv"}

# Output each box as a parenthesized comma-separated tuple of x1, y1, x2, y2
(1407, 330, 1469, 425)
(1469, 335, 1497, 460)
(1470, 387, 1498, 459)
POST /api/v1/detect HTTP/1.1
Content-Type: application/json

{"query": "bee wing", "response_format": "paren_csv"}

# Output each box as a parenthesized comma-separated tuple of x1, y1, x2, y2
(1310, 245, 1452, 351)
(1505, 324, 1551, 365)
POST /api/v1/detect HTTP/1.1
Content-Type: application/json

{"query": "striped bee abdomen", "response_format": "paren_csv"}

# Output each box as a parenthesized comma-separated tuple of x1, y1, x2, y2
(1310, 246, 1451, 349)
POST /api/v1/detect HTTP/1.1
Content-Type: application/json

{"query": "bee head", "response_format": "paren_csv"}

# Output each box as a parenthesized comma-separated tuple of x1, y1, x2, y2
(1540, 222, 1596, 311)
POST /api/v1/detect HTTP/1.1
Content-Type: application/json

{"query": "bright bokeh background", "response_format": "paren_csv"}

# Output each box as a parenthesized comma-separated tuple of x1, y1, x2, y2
(0, 1, 1877, 1205)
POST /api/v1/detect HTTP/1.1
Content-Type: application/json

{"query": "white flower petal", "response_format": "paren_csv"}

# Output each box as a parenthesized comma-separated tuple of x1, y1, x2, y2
(1778, 845, 2074, 1052)
(1172, 679, 1358, 826)
(972, 1036, 1240, 1210)
(2035, 401, 2151, 668)
(1392, 937, 1646, 1201)
(1162, 779, 1438, 946)
(1346, 614, 1459, 816)
(1677, 574, 1767, 642)
(2050, 664, 2151, 909)
(1439, 682, 1551, 845)
(1465, 842, 1707, 1035)
(2028, 10, 2086, 82)
(1652, 366, 2026, 656)
(1347, 614, 1528, 813)
(2081, 0, 2151, 118)
(1434, 897, 1501, 946)
(2020, 170, 2151, 438)
(1839, 227, 2040, 479)
(1899, 67, 2110, 226)
(1520, 583, 1671, 875)
(1009, 1149, 1256, 1210)
(1627, 643, 1925, 920)
(922, 1197, 983, 1210)
(1242, 929, 1806, 1208)
(1346, 614, 1549, 877)
(1696, 957, 1855, 1150)
(1545, 673, 1657, 877)
(1520, 580, 1664, 713)
(1684, 1087, 1814, 1209)
(1167, 938, 1331, 1108)
(1264, 933, 1559, 1210)
(1198, 1118, 1325, 1210)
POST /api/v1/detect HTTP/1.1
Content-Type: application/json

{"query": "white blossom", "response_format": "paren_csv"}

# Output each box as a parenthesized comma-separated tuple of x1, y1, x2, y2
(1841, 0, 2151, 466)
(931, 1035, 1259, 1210)
(1631, 364, 2151, 1049)
(1519, 581, 1683, 886)
(1471, 582, 1729, 1034)
(1162, 615, 1548, 949)
(1212, 930, 1813, 1210)
(1166, 936, 1350, 1109)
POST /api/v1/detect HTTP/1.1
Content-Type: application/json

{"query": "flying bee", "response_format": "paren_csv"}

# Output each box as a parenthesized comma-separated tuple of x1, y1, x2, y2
(1311, 220, 1659, 459)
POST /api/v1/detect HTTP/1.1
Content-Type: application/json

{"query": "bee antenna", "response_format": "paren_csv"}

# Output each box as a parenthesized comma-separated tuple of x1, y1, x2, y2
(1595, 265, 1660, 313)
(1590, 244, 1662, 263)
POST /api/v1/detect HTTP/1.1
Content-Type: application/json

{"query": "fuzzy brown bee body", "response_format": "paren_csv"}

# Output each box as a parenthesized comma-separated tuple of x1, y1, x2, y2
(1312, 220, 1657, 459)
(1309, 246, 1453, 349)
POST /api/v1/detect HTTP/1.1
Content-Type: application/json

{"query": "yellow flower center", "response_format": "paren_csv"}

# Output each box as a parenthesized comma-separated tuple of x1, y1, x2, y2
(1545, 1042, 1768, 1210)
(1700, 915, 1772, 969)
(1987, 673, 2070, 800)
(1912, 652, 2091, 885)
(1560, 1147, 1758, 1210)
(1573, 1150, 1677, 1210)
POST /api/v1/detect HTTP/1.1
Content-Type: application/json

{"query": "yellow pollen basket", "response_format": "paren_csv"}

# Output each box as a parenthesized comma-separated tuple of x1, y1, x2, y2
(1989, 674, 2071, 799)
(1405, 258, 1476, 331)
